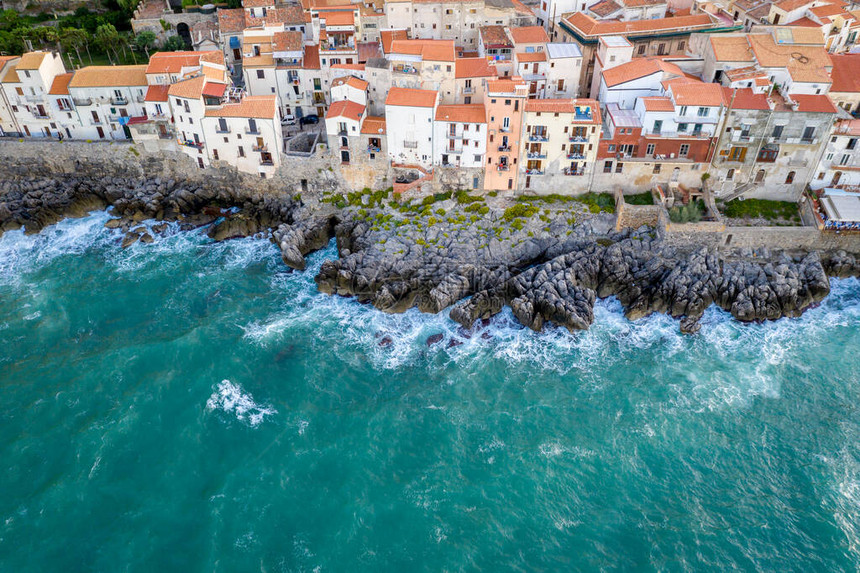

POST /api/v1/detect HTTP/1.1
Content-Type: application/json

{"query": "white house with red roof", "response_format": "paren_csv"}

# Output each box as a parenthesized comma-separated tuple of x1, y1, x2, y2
(385, 87, 439, 167)
(433, 103, 487, 169)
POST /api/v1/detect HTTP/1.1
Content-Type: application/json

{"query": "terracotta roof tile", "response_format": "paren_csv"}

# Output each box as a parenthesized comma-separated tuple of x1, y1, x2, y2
(326, 99, 365, 121)
(321, 10, 354, 26)
(562, 12, 716, 37)
(588, 0, 622, 17)
(487, 76, 528, 93)
(669, 81, 726, 106)
(273, 30, 303, 52)
(217, 8, 245, 34)
(389, 39, 456, 61)
(204, 95, 277, 118)
(525, 98, 601, 121)
(516, 51, 546, 62)
(479, 25, 511, 47)
(331, 75, 369, 90)
(385, 87, 437, 107)
(48, 72, 73, 95)
(640, 96, 675, 111)
(509, 26, 548, 44)
(791, 93, 838, 113)
(16, 52, 48, 70)
(774, 0, 814, 12)
(748, 34, 831, 84)
(202, 81, 228, 97)
(303, 43, 321, 69)
(69, 65, 148, 88)
(361, 115, 386, 134)
(434, 103, 486, 123)
(167, 75, 206, 99)
(144, 84, 171, 102)
(830, 53, 860, 93)
(455, 57, 497, 78)
(146, 51, 221, 75)
(381, 29, 409, 54)
(1, 64, 20, 84)
(601, 58, 682, 87)
(725, 87, 770, 110)
(710, 35, 754, 62)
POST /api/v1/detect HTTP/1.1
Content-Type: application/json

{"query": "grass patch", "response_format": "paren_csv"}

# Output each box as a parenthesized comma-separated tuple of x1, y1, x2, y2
(719, 198, 800, 222)
(624, 191, 654, 206)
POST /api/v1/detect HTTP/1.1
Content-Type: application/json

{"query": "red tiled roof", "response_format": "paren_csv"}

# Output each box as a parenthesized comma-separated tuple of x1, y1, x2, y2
(829, 53, 860, 93)
(381, 29, 409, 54)
(357, 41, 382, 62)
(455, 57, 496, 78)
(640, 96, 675, 111)
(146, 51, 221, 75)
(326, 99, 365, 121)
(204, 95, 277, 118)
(563, 12, 716, 37)
(332, 75, 369, 90)
(435, 103, 486, 123)
(48, 72, 73, 95)
(361, 115, 386, 134)
(669, 81, 726, 106)
(202, 81, 228, 97)
(303, 43, 321, 69)
(517, 51, 546, 62)
(792, 93, 838, 113)
(217, 8, 245, 34)
(389, 39, 456, 61)
(144, 84, 171, 102)
(386, 87, 437, 107)
(602, 58, 683, 87)
(725, 87, 770, 110)
(479, 25, 511, 47)
(509, 26, 548, 44)
(321, 10, 355, 26)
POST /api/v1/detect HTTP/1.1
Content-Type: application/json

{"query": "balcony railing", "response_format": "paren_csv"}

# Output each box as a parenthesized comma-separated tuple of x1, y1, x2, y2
(569, 135, 587, 142)
(260, 158, 275, 166)
(367, 145, 381, 153)
(90, 117, 102, 125)
(111, 97, 128, 106)
(525, 168, 544, 175)
(180, 140, 204, 149)
(215, 127, 230, 133)
(573, 112, 592, 122)
(33, 112, 50, 119)
(393, 64, 418, 74)
(500, 126, 511, 133)
(463, 86, 475, 94)
(448, 132, 463, 140)
(564, 168, 585, 176)
(403, 141, 418, 149)
(566, 153, 585, 160)
(527, 151, 546, 159)
(497, 145, 511, 152)
(528, 134, 548, 142)
(246, 128, 261, 135)
(497, 164, 510, 171)
(446, 146, 463, 154)
(338, 129, 348, 136)
(74, 98, 92, 106)
(253, 144, 268, 152)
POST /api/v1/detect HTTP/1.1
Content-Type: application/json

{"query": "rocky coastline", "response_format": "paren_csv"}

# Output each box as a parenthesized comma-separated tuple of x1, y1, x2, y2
(2, 166, 860, 334)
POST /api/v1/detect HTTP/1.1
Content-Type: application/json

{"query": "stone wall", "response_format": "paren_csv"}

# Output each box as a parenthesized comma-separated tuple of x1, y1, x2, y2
(662, 225, 860, 253)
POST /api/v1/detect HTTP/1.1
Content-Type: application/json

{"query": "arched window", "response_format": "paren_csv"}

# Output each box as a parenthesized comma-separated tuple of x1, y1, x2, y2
(755, 169, 765, 183)
(785, 171, 795, 184)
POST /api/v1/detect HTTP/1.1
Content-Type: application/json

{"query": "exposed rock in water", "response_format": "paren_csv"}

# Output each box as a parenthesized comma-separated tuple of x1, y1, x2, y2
(273, 215, 336, 271)
(121, 232, 140, 248)
(140, 232, 154, 244)
(426, 333, 444, 346)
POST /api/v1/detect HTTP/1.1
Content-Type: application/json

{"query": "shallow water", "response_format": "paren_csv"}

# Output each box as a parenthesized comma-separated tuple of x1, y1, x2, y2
(1, 212, 860, 571)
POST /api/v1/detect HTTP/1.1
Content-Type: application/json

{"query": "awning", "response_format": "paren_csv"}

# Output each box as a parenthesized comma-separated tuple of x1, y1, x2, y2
(229, 36, 240, 49)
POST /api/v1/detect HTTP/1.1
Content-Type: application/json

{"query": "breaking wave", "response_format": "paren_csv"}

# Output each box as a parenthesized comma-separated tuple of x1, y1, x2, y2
(205, 379, 277, 427)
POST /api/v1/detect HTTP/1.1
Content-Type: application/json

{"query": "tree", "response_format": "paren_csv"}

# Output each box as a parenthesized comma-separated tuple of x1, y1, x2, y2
(162, 35, 185, 52)
(94, 23, 120, 63)
(61, 27, 91, 65)
(133, 30, 157, 57)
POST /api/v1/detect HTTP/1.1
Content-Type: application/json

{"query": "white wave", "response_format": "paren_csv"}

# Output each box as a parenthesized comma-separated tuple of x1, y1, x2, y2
(206, 379, 277, 427)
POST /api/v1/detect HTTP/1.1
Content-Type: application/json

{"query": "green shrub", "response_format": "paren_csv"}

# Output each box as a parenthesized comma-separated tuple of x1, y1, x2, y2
(455, 189, 483, 204)
(502, 203, 539, 222)
(669, 200, 705, 223)
(624, 191, 653, 206)
(720, 198, 798, 221)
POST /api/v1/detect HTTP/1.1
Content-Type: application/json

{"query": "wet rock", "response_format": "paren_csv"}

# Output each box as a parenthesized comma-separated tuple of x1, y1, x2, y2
(680, 317, 701, 335)
(121, 232, 140, 248)
(426, 333, 444, 346)
(378, 336, 393, 347)
(139, 232, 154, 244)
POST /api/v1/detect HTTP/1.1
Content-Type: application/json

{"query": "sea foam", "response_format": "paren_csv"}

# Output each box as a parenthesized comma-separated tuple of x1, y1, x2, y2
(206, 380, 277, 427)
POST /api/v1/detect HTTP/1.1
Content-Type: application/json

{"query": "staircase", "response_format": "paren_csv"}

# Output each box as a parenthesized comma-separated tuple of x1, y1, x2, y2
(721, 181, 755, 202)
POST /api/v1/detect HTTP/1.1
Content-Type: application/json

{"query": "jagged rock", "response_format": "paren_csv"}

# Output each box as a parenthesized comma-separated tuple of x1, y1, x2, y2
(121, 232, 140, 248)
(426, 333, 444, 346)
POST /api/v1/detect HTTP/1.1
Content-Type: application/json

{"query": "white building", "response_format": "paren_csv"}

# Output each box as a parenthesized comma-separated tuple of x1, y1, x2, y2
(0, 56, 21, 136)
(813, 119, 860, 189)
(433, 103, 487, 168)
(545, 42, 583, 98)
(68, 65, 149, 140)
(385, 87, 439, 167)
(0, 51, 67, 138)
(202, 95, 283, 177)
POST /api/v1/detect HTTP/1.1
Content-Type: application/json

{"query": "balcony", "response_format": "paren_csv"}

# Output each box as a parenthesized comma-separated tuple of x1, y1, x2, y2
(246, 127, 261, 135)
(574, 111, 593, 122)
(497, 164, 510, 171)
(367, 145, 381, 153)
(135, 94, 145, 103)
(525, 168, 544, 175)
(527, 151, 546, 159)
(500, 126, 511, 133)
(564, 168, 585, 176)
(90, 117, 102, 125)
(446, 146, 463, 154)
(73, 97, 92, 107)
(33, 111, 50, 119)
(448, 132, 464, 140)
(497, 145, 511, 152)
(566, 153, 585, 160)
(338, 129, 348, 136)
(260, 158, 275, 166)
(463, 86, 475, 95)
(528, 133, 548, 142)
(253, 143, 268, 152)
(569, 135, 587, 142)
(111, 97, 128, 106)
(180, 140, 203, 149)
(403, 141, 418, 149)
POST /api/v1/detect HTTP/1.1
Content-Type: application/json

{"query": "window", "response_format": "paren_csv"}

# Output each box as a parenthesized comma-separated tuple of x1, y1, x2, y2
(615, 162, 623, 173)
(608, 144, 616, 152)
(678, 123, 688, 132)
(679, 106, 688, 116)
(697, 107, 708, 117)
(257, 70, 265, 79)
(653, 120, 662, 134)
(679, 144, 689, 157)
(213, 149, 219, 160)
(772, 125, 784, 139)
(678, 41, 685, 51)
(505, 99, 511, 106)
(238, 146, 245, 157)
(603, 160, 613, 173)
(840, 154, 850, 166)
(653, 163, 661, 174)
(726, 168, 734, 180)
(848, 138, 857, 150)
(646, 143, 655, 155)
(785, 171, 795, 184)
(637, 44, 646, 55)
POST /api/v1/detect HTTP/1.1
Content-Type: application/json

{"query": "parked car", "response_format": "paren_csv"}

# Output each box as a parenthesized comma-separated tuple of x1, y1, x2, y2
(299, 115, 319, 126)
(281, 114, 297, 126)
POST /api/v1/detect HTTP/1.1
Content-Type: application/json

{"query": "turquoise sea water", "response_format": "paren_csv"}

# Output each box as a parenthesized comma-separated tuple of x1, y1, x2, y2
(2, 211, 860, 571)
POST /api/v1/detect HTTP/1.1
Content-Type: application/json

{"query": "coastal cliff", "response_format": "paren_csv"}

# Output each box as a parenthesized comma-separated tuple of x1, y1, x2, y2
(1, 142, 859, 333)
